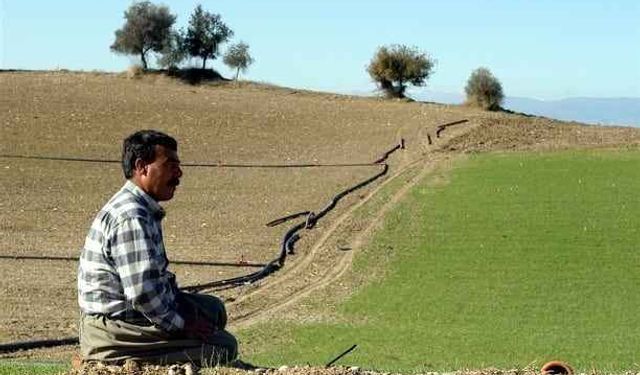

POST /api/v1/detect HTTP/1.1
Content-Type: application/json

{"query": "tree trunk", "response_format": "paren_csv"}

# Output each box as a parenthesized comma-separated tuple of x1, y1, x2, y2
(396, 82, 406, 98)
(235, 67, 240, 81)
(202, 57, 207, 70)
(140, 52, 148, 70)
(380, 79, 397, 98)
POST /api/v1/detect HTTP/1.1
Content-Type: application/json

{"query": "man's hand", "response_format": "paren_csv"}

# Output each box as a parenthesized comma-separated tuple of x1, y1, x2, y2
(182, 317, 217, 341)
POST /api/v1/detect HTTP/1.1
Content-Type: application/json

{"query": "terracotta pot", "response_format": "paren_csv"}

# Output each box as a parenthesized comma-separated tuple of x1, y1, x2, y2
(541, 360, 574, 375)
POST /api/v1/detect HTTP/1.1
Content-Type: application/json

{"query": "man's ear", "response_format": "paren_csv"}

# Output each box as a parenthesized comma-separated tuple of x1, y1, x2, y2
(134, 158, 148, 176)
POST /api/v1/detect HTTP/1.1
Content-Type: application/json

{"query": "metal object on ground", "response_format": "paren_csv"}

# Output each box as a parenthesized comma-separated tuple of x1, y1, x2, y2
(325, 344, 357, 367)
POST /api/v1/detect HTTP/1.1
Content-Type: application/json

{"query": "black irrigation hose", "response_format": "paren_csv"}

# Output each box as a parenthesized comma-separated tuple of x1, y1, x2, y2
(0, 154, 378, 169)
(0, 138, 409, 354)
(309, 164, 388, 228)
(264, 140, 403, 229)
(373, 138, 405, 164)
(181, 140, 403, 293)
(0, 337, 79, 354)
(325, 344, 358, 367)
(265, 211, 311, 227)
(0, 154, 119, 164)
(187, 162, 377, 168)
(435, 119, 469, 138)
(0, 255, 267, 268)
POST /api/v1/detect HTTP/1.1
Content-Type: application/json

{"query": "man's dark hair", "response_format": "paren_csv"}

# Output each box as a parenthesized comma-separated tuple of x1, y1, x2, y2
(122, 130, 178, 178)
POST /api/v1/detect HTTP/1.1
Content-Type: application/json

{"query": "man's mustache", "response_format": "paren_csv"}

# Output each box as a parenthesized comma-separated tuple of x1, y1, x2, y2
(169, 178, 180, 187)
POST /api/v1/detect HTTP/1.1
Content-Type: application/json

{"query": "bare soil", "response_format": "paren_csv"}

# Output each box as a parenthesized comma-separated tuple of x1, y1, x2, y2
(1, 71, 639, 368)
(441, 113, 640, 152)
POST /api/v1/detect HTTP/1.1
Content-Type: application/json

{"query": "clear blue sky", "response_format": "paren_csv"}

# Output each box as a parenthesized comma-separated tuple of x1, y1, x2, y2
(2, 0, 639, 99)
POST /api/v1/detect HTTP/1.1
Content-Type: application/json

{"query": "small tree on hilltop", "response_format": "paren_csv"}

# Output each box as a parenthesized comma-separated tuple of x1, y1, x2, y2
(465, 67, 504, 111)
(223, 42, 254, 81)
(184, 5, 234, 70)
(111, 1, 176, 70)
(158, 29, 187, 70)
(367, 44, 435, 98)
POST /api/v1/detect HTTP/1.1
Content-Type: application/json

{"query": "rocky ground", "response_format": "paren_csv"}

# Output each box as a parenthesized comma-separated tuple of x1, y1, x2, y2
(69, 362, 547, 375)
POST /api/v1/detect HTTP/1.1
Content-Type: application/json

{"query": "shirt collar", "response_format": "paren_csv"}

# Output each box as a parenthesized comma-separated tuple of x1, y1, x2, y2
(123, 180, 166, 220)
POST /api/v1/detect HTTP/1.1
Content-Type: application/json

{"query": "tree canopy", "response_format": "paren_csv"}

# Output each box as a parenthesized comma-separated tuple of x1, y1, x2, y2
(367, 44, 435, 98)
(158, 29, 187, 70)
(223, 42, 254, 81)
(184, 5, 234, 69)
(465, 67, 504, 111)
(110, 1, 176, 70)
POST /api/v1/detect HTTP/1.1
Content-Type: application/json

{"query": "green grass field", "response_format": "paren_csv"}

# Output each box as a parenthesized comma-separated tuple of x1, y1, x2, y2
(240, 149, 640, 372)
(0, 362, 68, 375)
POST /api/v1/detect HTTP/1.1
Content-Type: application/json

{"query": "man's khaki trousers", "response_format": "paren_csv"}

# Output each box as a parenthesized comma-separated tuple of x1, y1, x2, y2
(80, 293, 238, 366)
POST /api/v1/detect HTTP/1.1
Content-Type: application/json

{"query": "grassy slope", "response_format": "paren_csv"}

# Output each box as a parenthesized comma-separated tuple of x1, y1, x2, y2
(240, 149, 640, 372)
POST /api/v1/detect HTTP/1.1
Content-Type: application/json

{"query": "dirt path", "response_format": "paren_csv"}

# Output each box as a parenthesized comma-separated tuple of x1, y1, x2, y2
(231, 152, 457, 328)
(228, 119, 476, 328)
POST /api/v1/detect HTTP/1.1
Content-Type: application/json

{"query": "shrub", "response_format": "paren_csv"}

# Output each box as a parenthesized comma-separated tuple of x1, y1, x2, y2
(465, 67, 504, 111)
(367, 44, 435, 98)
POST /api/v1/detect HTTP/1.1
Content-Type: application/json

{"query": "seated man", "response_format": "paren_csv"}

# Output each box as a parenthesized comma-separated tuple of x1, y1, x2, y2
(78, 129, 237, 365)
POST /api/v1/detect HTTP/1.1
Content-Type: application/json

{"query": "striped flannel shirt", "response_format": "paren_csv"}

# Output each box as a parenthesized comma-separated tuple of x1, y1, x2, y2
(78, 180, 184, 332)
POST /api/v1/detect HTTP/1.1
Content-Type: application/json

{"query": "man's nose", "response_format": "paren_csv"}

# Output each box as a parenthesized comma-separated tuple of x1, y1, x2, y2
(176, 166, 183, 178)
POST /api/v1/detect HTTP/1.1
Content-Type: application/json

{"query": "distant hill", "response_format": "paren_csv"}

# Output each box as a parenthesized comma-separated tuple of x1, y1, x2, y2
(504, 97, 640, 127)
(410, 90, 640, 127)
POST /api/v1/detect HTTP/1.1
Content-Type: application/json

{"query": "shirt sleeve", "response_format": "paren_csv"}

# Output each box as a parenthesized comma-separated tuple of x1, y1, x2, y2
(110, 216, 185, 332)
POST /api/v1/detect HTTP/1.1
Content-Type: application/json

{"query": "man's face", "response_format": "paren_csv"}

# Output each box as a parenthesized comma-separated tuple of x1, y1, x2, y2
(139, 145, 182, 201)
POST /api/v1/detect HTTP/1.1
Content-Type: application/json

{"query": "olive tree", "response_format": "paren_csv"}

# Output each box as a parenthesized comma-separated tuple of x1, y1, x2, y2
(111, 1, 176, 70)
(367, 44, 435, 98)
(158, 29, 187, 70)
(223, 42, 254, 80)
(465, 67, 504, 111)
(184, 5, 233, 69)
